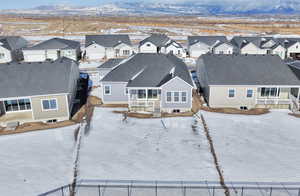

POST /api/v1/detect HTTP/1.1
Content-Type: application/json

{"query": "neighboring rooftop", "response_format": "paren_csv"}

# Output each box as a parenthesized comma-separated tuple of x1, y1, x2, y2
(24, 38, 80, 50)
(188, 36, 227, 46)
(102, 53, 193, 88)
(140, 34, 171, 47)
(0, 36, 28, 50)
(0, 57, 79, 98)
(85, 34, 132, 48)
(198, 54, 300, 86)
(98, 58, 125, 69)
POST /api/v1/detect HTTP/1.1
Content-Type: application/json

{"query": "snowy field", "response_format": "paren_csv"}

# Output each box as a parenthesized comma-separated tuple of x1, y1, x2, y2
(0, 125, 77, 196)
(203, 110, 300, 182)
(79, 108, 218, 181)
(1, 107, 300, 196)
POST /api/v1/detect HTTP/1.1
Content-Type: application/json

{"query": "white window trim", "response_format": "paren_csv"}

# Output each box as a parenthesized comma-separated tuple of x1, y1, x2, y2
(228, 88, 236, 99)
(3, 98, 32, 113)
(104, 85, 111, 95)
(165, 91, 188, 103)
(246, 88, 254, 98)
(181, 91, 188, 103)
(166, 91, 173, 103)
(41, 98, 58, 112)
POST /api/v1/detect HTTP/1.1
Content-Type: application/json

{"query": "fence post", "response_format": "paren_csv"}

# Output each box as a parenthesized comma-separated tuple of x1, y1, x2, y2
(270, 187, 272, 196)
(212, 186, 215, 196)
(98, 185, 101, 196)
(155, 181, 158, 196)
(241, 187, 244, 196)
(61, 186, 64, 196)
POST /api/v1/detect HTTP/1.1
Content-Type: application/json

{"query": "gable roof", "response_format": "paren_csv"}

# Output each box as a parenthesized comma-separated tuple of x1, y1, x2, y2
(0, 36, 28, 51)
(0, 57, 79, 99)
(198, 54, 300, 86)
(25, 38, 80, 50)
(140, 34, 171, 47)
(230, 36, 278, 50)
(98, 58, 125, 69)
(276, 38, 300, 49)
(85, 34, 132, 48)
(101, 53, 193, 88)
(188, 36, 227, 46)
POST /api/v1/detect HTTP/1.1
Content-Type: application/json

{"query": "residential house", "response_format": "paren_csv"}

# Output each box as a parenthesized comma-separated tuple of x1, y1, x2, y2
(23, 38, 81, 62)
(276, 38, 300, 60)
(139, 34, 185, 57)
(0, 36, 28, 63)
(101, 53, 194, 113)
(0, 58, 80, 126)
(212, 41, 236, 55)
(197, 54, 300, 110)
(85, 34, 134, 60)
(230, 36, 286, 59)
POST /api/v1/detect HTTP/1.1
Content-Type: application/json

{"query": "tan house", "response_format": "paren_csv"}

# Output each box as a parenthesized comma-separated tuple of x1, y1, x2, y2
(197, 54, 300, 111)
(0, 58, 80, 126)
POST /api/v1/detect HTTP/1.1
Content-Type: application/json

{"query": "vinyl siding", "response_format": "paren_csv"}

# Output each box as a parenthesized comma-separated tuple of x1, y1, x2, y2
(161, 77, 193, 112)
(139, 42, 157, 53)
(31, 94, 69, 121)
(101, 82, 128, 104)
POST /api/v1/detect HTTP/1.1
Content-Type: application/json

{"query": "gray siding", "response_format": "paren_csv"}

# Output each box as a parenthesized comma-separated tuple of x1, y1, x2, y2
(101, 82, 128, 104)
(161, 77, 193, 111)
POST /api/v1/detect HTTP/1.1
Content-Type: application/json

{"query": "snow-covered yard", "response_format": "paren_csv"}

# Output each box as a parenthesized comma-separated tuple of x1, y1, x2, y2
(1, 107, 300, 196)
(203, 110, 300, 182)
(0, 126, 77, 196)
(79, 107, 218, 181)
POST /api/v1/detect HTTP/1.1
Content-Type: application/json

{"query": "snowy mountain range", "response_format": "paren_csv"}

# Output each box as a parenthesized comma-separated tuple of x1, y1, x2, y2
(2, 1, 300, 16)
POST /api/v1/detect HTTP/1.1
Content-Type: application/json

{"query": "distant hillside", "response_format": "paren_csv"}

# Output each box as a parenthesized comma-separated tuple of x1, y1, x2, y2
(2, 1, 300, 16)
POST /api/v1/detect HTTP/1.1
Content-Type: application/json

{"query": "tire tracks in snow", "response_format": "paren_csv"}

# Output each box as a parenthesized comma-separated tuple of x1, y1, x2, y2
(194, 112, 231, 196)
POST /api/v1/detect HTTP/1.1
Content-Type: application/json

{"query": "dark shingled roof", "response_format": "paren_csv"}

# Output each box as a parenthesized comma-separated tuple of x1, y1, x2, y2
(101, 53, 193, 88)
(276, 38, 300, 49)
(0, 57, 79, 99)
(198, 54, 300, 86)
(85, 34, 132, 48)
(25, 38, 80, 50)
(98, 58, 125, 69)
(139, 34, 171, 47)
(230, 36, 276, 49)
(188, 36, 227, 46)
(0, 36, 28, 51)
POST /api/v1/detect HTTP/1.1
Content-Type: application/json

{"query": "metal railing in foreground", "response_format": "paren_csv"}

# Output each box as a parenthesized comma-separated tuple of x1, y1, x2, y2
(38, 179, 300, 196)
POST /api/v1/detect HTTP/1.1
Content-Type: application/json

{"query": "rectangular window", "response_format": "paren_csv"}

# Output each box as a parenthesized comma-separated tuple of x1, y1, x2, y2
(42, 99, 57, 111)
(166, 92, 172, 103)
(123, 50, 130, 56)
(148, 89, 158, 99)
(0, 53, 5, 59)
(104, 85, 111, 95)
(4, 98, 32, 112)
(261, 88, 280, 97)
(137, 89, 146, 99)
(246, 89, 253, 98)
(174, 92, 180, 102)
(181, 92, 187, 102)
(228, 89, 235, 98)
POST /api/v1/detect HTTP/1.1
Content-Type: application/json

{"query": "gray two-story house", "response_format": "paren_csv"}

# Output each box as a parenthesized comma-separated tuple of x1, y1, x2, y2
(100, 53, 194, 113)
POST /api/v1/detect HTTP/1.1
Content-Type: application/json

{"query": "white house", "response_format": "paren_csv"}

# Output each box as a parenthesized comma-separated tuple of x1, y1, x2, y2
(23, 38, 81, 62)
(0, 36, 28, 63)
(277, 38, 300, 60)
(84, 34, 134, 61)
(139, 34, 185, 57)
(187, 36, 228, 58)
(212, 42, 236, 54)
